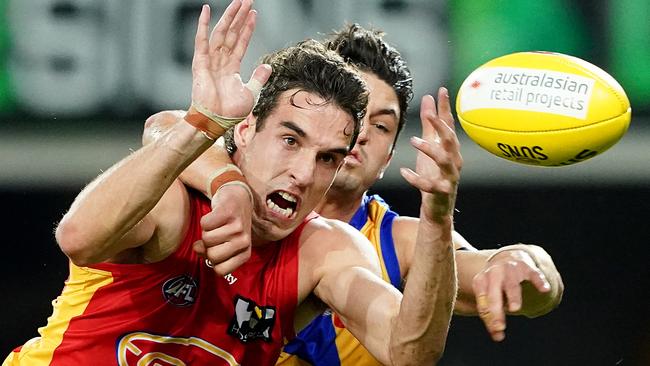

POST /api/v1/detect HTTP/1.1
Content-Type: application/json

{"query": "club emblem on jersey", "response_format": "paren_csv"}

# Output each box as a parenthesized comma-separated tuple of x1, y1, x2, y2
(162, 275, 198, 307)
(228, 295, 276, 343)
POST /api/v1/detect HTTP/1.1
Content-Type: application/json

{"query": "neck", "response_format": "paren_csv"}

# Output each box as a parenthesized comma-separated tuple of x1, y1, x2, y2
(315, 188, 366, 223)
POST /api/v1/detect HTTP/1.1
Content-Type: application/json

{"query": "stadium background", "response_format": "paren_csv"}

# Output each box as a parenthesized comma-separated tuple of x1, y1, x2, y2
(1, 0, 648, 364)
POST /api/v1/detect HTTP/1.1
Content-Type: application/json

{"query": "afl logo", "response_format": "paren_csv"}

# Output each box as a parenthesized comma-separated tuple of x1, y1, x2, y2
(162, 275, 198, 307)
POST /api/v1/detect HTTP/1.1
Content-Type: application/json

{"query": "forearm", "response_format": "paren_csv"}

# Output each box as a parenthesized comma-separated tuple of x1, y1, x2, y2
(453, 249, 495, 315)
(56, 122, 213, 264)
(389, 214, 456, 365)
(143, 111, 234, 198)
(454, 244, 563, 317)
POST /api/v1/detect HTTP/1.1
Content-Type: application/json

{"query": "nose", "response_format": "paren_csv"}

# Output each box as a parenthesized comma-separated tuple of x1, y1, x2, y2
(356, 123, 369, 145)
(289, 153, 316, 188)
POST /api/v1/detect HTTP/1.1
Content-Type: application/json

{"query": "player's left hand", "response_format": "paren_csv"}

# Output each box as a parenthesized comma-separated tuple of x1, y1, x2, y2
(193, 184, 253, 276)
(472, 248, 552, 342)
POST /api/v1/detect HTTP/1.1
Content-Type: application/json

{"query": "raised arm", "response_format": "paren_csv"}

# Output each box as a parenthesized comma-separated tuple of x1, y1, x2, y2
(143, 110, 256, 275)
(311, 88, 460, 365)
(56, 2, 268, 266)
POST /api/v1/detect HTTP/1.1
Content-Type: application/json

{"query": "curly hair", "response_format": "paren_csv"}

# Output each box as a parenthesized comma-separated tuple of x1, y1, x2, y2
(225, 40, 368, 155)
(325, 24, 414, 148)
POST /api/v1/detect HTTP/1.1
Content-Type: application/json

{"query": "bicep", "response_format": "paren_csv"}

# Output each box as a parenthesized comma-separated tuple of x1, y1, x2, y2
(315, 264, 401, 365)
(309, 225, 400, 365)
(110, 180, 190, 263)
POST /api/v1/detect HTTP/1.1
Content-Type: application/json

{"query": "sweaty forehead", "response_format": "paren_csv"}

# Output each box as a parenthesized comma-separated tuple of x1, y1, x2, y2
(262, 89, 353, 148)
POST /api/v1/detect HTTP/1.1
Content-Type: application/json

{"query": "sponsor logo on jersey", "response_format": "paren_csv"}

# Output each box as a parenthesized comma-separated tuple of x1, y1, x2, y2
(162, 275, 198, 307)
(228, 295, 276, 343)
(224, 273, 238, 285)
(117, 332, 238, 365)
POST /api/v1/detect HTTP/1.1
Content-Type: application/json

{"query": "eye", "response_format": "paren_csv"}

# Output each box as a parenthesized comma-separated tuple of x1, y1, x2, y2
(318, 153, 339, 166)
(372, 122, 389, 132)
(283, 136, 297, 146)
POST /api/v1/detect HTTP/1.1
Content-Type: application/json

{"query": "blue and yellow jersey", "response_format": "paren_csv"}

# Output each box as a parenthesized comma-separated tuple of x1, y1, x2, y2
(277, 194, 401, 366)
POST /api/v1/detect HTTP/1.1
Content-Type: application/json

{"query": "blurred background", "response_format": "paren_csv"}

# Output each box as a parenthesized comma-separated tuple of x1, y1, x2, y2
(1, 0, 648, 364)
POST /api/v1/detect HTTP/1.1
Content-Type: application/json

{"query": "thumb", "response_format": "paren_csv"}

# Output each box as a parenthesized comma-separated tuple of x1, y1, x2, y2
(246, 64, 272, 103)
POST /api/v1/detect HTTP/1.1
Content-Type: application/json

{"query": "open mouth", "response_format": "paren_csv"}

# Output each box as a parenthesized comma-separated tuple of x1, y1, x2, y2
(266, 191, 298, 219)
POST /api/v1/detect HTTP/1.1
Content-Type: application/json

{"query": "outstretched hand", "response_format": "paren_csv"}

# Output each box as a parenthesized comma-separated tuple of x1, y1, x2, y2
(191, 1, 271, 118)
(473, 248, 559, 342)
(400, 87, 463, 221)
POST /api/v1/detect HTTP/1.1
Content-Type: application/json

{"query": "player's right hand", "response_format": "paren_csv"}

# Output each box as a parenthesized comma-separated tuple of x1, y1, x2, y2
(190, 0, 271, 118)
(400, 87, 463, 222)
(193, 183, 253, 276)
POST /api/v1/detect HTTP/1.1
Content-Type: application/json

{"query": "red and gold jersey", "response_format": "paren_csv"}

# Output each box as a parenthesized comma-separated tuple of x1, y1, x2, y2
(277, 194, 400, 366)
(4, 191, 305, 366)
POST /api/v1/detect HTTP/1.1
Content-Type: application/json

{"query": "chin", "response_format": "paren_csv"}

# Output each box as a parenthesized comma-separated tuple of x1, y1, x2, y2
(256, 227, 296, 243)
(252, 220, 301, 243)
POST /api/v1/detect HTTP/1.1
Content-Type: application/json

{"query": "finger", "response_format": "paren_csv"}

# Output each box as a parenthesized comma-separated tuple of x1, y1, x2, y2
(201, 223, 244, 246)
(473, 273, 504, 341)
(410, 136, 458, 178)
(200, 209, 231, 232)
(420, 94, 459, 155)
(399, 167, 453, 194)
(419, 95, 438, 137)
(436, 87, 455, 131)
(209, 0, 243, 49)
(205, 240, 249, 267)
(193, 5, 211, 60)
(411, 136, 449, 167)
(221, 1, 254, 51)
(503, 277, 524, 313)
(399, 165, 456, 196)
(193, 240, 207, 256)
(212, 250, 251, 276)
(232, 10, 257, 61)
(528, 269, 552, 293)
(485, 271, 507, 341)
(245, 64, 272, 99)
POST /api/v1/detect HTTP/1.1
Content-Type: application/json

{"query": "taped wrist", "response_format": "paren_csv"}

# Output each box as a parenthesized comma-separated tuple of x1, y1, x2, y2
(184, 102, 247, 140)
(488, 244, 562, 317)
(487, 244, 540, 267)
(206, 164, 253, 205)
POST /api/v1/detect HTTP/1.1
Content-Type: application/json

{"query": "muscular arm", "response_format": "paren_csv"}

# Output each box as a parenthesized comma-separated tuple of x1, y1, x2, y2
(143, 110, 233, 198)
(302, 216, 454, 366)
(393, 217, 564, 340)
(143, 111, 256, 276)
(307, 91, 460, 365)
(394, 218, 563, 314)
(57, 4, 267, 267)
(56, 119, 213, 266)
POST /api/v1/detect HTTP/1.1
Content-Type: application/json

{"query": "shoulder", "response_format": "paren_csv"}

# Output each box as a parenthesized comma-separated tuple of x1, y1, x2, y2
(300, 217, 380, 271)
(302, 217, 369, 249)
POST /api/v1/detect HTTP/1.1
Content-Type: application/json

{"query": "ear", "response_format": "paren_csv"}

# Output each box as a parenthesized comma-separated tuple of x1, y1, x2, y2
(377, 150, 394, 180)
(234, 114, 256, 148)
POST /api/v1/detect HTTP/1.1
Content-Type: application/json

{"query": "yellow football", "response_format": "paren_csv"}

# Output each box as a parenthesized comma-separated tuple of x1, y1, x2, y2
(456, 51, 631, 166)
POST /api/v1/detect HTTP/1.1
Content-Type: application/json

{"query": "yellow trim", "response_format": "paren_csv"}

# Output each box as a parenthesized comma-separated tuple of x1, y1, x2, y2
(4, 263, 114, 365)
(358, 203, 391, 283)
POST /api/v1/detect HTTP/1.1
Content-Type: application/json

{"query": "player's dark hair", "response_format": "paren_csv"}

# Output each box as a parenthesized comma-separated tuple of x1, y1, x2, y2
(224, 40, 368, 155)
(325, 24, 414, 149)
